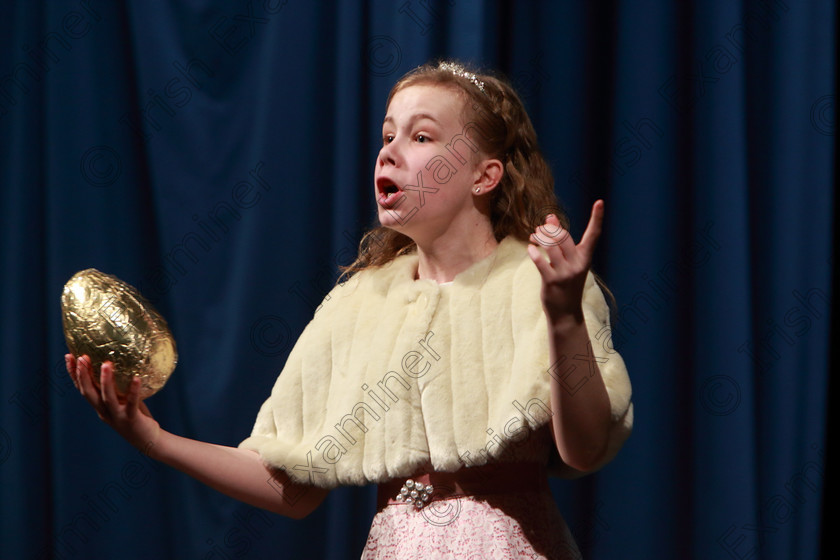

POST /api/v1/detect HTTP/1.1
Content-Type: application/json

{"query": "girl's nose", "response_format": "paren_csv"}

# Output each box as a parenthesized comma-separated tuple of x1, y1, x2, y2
(378, 140, 399, 167)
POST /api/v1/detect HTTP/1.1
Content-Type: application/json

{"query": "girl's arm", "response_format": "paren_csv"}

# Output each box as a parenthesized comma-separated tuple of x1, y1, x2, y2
(66, 354, 328, 519)
(527, 201, 613, 472)
(543, 313, 613, 472)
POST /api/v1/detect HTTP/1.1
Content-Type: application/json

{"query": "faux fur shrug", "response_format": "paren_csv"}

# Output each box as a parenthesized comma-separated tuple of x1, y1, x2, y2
(239, 237, 633, 489)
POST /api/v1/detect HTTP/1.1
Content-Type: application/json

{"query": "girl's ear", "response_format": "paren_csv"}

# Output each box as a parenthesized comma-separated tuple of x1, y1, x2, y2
(472, 158, 504, 195)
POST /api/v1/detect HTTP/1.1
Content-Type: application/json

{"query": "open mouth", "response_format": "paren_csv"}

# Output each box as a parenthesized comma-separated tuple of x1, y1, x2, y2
(376, 177, 403, 207)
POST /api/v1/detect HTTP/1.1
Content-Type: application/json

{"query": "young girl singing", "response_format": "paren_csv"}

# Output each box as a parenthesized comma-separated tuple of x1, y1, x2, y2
(67, 60, 633, 559)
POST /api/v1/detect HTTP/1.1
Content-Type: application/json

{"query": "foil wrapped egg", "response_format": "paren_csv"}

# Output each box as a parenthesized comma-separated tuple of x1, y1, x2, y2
(61, 269, 177, 398)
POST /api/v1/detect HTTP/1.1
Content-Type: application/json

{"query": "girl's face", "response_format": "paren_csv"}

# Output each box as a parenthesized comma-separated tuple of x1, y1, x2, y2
(374, 84, 492, 243)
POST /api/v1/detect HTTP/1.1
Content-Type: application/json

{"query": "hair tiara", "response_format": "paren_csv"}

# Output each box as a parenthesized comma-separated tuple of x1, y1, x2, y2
(438, 61, 486, 94)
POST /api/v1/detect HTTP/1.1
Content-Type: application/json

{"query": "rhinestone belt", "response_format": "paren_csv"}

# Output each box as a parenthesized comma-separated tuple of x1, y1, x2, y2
(376, 463, 549, 512)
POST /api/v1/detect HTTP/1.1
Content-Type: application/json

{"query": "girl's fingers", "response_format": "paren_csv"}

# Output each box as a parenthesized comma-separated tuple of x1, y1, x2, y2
(125, 376, 142, 416)
(77, 356, 96, 395)
(99, 362, 119, 408)
(98, 362, 124, 425)
(69, 356, 154, 442)
(76, 356, 103, 410)
(532, 214, 570, 249)
(66, 354, 79, 390)
(532, 216, 580, 266)
(530, 202, 607, 280)
(530, 230, 574, 273)
(577, 200, 605, 261)
(77, 355, 91, 390)
(527, 244, 554, 278)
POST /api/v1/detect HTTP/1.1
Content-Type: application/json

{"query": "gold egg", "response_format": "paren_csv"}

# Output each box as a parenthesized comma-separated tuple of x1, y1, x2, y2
(61, 269, 177, 398)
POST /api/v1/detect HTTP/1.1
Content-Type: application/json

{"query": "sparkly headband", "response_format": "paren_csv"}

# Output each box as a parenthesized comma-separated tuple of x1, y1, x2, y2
(439, 62, 486, 93)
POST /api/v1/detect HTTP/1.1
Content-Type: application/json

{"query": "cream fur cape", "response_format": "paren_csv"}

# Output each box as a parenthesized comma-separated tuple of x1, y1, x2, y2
(240, 237, 633, 489)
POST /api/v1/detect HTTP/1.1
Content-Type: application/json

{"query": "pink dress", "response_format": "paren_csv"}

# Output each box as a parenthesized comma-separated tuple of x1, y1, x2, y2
(361, 427, 582, 560)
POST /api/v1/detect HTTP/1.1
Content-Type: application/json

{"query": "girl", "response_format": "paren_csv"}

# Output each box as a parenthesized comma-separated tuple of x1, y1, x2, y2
(67, 61, 633, 559)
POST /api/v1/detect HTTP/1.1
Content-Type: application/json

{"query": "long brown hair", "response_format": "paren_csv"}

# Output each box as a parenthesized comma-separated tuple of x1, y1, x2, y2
(342, 60, 568, 279)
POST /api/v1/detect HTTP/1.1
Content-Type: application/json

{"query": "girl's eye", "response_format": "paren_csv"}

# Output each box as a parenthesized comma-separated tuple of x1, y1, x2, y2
(381, 133, 430, 144)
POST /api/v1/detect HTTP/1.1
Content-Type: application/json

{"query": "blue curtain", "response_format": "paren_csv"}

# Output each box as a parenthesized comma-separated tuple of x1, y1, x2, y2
(1, 1, 833, 558)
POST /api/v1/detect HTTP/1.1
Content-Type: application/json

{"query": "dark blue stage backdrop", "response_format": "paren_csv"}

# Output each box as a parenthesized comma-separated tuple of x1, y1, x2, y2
(0, 1, 834, 559)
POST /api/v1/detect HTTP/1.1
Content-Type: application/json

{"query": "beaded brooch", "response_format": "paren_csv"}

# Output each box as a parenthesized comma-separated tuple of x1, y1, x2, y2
(397, 479, 435, 509)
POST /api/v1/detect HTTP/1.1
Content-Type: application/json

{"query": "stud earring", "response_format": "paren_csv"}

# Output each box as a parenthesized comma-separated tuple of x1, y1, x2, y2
(474, 187, 481, 193)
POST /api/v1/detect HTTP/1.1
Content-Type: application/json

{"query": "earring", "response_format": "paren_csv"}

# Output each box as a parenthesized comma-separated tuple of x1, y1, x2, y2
(474, 187, 481, 193)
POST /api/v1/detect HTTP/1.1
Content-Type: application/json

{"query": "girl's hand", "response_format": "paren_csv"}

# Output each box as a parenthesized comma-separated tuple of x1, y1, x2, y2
(65, 354, 160, 454)
(527, 200, 604, 323)
(65, 356, 329, 518)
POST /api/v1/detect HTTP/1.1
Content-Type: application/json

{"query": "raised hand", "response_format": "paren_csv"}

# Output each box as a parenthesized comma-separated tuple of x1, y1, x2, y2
(526, 200, 604, 323)
(66, 354, 160, 454)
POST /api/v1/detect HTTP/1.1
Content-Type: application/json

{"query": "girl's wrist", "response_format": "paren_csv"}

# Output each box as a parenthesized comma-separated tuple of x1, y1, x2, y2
(135, 422, 162, 459)
(546, 308, 585, 332)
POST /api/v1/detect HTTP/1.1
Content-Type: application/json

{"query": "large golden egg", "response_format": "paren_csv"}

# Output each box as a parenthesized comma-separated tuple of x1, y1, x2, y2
(61, 269, 177, 398)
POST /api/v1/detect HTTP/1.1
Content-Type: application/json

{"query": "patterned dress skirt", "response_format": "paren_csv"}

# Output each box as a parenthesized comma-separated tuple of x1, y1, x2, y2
(361, 489, 581, 559)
